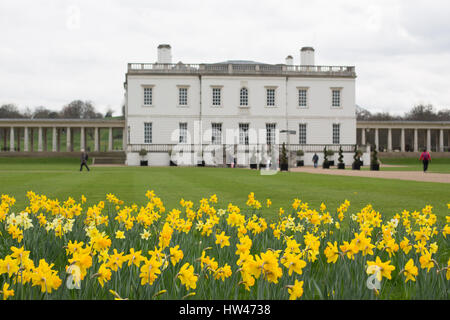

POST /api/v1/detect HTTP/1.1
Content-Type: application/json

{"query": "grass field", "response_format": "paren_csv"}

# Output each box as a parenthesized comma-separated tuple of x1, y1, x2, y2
(0, 157, 448, 300)
(0, 157, 448, 220)
(378, 157, 450, 173)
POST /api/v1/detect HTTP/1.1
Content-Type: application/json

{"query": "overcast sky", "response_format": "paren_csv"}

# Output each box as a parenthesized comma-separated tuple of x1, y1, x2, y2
(1, 0, 449, 116)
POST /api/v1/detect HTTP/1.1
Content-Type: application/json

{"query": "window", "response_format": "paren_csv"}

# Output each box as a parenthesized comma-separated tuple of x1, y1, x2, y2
(212, 88, 221, 106)
(211, 123, 222, 144)
(143, 87, 153, 106)
(178, 87, 188, 106)
(144, 122, 152, 144)
(239, 123, 249, 145)
(179, 123, 187, 143)
(266, 88, 275, 106)
(333, 124, 340, 144)
(298, 89, 307, 107)
(299, 124, 307, 144)
(332, 89, 341, 107)
(266, 123, 276, 145)
(240, 87, 248, 106)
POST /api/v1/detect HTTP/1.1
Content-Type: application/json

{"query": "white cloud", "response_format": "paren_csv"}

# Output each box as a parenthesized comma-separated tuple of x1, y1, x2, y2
(0, 0, 449, 115)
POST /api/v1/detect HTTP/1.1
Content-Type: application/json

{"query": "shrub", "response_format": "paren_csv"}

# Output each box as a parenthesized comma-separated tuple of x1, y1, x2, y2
(139, 149, 148, 157)
(338, 146, 344, 164)
(280, 143, 288, 166)
(371, 144, 379, 165)
(323, 147, 329, 165)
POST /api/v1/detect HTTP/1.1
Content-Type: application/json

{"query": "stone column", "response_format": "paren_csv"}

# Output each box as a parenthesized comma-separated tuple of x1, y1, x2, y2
(9, 127, 15, 152)
(80, 127, 85, 151)
(24, 127, 29, 152)
(94, 127, 99, 152)
(108, 127, 113, 151)
(66, 127, 71, 152)
(387, 128, 392, 151)
(426, 129, 431, 151)
(400, 128, 405, 152)
(375, 128, 379, 151)
(361, 128, 366, 145)
(414, 129, 418, 152)
(52, 127, 57, 152)
(439, 129, 444, 152)
(38, 127, 43, 152)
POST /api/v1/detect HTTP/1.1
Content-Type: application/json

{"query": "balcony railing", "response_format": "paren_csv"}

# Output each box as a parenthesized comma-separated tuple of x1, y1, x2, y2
(127, 143, 360, 153)
(128, 63, 356, 77)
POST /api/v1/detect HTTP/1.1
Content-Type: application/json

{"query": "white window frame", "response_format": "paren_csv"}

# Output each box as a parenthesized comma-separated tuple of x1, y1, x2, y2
(142, 86, 154, 107)
(265, 87, 276, 107)
(331, 87, 342, 108)
(144, 122, 152, 144)
(239, 87, 249, 107)
(266, 123, 276, 145)
(299, 123, 307, 144)
(179, 122, 188, 144)
(297, 87, 308, 108)
(211, 86, 223, 107)
(177, 86, 189, 107)
(239, 123, 249, 145)
(332, 123, 340, 144)
(211, 123, 222, 144)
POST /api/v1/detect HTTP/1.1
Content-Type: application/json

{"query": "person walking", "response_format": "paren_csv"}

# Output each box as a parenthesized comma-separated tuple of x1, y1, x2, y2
(80, 149, 90, 172)
(419, 148, 431, 172)
(312, 153, 319, 168)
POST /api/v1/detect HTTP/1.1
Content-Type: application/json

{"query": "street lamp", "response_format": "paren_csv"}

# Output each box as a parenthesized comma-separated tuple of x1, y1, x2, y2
(280, 130, 296, 171)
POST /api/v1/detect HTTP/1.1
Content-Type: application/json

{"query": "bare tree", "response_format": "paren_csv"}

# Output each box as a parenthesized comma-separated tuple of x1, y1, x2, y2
(32, 106, 59, 119)
(59, 100, 103, 119)
(0, 104, 28, 118)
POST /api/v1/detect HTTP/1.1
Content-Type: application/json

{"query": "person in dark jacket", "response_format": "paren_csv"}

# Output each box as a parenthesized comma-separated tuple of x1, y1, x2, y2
(419, 148, 431, 172)
(80, 149, 90, 171)
(312, 153, 319, 168)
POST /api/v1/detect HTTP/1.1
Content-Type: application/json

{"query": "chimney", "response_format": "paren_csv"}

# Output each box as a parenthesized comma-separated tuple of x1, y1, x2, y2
(300, 47, 315, 65)
(157, 44, 172, 64)
(285, 55, 293, 65)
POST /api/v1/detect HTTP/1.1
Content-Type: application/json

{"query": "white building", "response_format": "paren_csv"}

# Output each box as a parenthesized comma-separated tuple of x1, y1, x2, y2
(124, 44, 362, 167)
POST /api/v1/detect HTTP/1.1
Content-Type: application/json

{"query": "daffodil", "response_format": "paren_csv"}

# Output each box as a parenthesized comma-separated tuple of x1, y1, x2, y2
(287, 280, 304, 300)
(366, 256, 395, 281)
(215, 231, 230, 248)
(177, 263, 198, 290)
(1, 283, 14, 300)
(402, 259, 418, 283)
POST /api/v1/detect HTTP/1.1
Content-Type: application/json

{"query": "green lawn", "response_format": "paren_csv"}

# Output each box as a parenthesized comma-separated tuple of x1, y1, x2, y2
(377, 157, 450, 173)
(0, 157, 448, 221)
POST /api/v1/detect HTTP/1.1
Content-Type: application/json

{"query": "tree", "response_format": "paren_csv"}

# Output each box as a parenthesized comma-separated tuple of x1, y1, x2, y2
(59, 100, 103, 119)
(32, 106, 59, 119)
(323, 146, 329, 167)
(280, 143, 288, 170)
(105, 108, 114, 118)
(0, 104, 27, 118)
(338, 146, 344, 164)
(405, 104, 439, 121)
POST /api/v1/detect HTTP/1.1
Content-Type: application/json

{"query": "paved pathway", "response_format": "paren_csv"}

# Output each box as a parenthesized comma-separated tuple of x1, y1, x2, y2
(290, 167, 450, 183)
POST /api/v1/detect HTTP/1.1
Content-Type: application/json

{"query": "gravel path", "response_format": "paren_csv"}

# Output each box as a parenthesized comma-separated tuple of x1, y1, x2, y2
(290, 167, 450, 184)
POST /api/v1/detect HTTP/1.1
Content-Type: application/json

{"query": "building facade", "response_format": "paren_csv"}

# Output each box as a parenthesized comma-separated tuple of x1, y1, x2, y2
(124, 44, 359, 166)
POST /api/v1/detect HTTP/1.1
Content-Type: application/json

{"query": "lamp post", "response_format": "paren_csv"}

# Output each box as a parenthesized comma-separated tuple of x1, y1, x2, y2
(280, 129, 296, 171)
